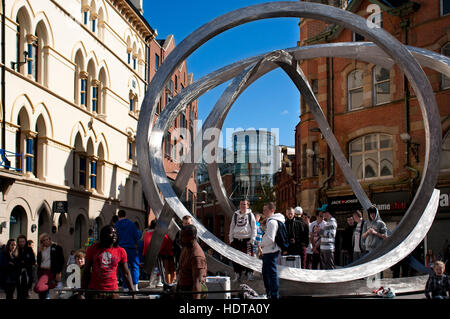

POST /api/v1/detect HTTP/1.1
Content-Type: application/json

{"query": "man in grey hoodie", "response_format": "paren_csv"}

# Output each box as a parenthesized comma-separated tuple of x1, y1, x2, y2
(229, 200, 257, 281)
(260, 201, 285, 299)
(362, 205, 387, 253)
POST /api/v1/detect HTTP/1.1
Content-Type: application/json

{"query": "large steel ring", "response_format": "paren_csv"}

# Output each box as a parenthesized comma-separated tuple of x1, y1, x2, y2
(137, 2, 442, 283)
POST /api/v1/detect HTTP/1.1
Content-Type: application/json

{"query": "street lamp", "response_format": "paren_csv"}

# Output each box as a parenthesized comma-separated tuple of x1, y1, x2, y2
(400, 132, 420, 163)
(11, 51, 29, 71)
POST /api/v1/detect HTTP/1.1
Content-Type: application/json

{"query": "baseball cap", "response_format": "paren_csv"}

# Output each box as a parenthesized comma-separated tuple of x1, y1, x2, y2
(294, 206, 303, 216)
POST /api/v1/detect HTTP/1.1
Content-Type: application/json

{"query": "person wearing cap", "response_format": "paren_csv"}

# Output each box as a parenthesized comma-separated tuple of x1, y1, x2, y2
(317, 204, 337, 270)
(286, 206, 309, 268)
(294, 206, 303, 221)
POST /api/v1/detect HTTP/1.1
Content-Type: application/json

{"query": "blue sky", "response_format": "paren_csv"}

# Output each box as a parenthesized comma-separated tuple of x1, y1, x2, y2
(143, 1, 301, 148)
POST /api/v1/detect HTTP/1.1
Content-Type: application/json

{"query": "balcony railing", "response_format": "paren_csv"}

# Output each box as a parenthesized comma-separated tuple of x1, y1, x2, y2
(0, 149, 23, 172)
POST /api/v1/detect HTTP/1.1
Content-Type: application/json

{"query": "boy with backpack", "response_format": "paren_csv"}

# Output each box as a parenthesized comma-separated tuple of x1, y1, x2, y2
(260, 202, 287, 299)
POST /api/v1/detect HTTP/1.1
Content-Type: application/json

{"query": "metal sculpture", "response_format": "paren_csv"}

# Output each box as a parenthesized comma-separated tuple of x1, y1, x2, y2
(137, 2, 446, 285)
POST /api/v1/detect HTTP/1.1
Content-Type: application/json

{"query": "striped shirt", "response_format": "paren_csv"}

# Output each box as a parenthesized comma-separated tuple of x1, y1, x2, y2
(319, 217, 337, 251)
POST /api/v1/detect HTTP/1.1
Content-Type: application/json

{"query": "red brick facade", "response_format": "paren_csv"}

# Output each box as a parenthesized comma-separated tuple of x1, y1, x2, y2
(295, 0, 450, 254)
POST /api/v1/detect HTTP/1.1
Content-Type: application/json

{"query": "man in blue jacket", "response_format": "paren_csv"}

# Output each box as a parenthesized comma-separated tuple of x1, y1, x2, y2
(115, 209, 141, 291)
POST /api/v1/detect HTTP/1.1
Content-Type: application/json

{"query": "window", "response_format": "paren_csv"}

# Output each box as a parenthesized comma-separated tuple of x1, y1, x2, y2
(175, 75, 178, 92)
(349, 134, 393, 180)
(442, 0, 450, 16)
(373, 66, 390, 105)
(128, 52, 131, 64)
(92, 18, 96, 33)
(155, 54, 159, 70)
(29, 40, 39, 80)
(90, 160, 97, 189)
(181, 112, 186, 129)
(92, 83, 98, 112)
(83, 11, 89, 25)
(353, 32, 365, 42)
(80, 77, 87, 106)
(133, 56, 137, 70)
(301, 144, 307, 178)
(128, 140, 134, 160)
(79, 156, 86, 187)
(442, 43, 450, 89)
(25, 137, 36, 174)
(164, 132, 172, 157)
(130, 96, 134, 112)
(15, 19, 20, 72)
(441, 131, 450, 171)
(348, 70, 364, 110)
(312, 141, 319, 176)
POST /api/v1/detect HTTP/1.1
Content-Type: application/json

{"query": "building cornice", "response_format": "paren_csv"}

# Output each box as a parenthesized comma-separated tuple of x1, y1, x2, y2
(108, 0, 157, 42)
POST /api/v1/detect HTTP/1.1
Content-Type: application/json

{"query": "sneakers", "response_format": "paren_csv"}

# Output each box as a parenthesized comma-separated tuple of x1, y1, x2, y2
(246, 272, 254, 281)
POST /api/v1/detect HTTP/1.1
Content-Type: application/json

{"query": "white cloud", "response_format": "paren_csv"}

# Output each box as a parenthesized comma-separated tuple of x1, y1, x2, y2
(280, 110, 288, 115)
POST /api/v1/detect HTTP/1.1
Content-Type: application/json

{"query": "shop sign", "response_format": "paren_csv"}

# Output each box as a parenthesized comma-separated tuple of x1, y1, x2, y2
(372, 192, 409, 213)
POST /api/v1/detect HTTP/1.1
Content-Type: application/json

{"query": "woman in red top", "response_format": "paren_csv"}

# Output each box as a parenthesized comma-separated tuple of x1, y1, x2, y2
(142, 220, 175, 284)
(82, 225, 135, 299)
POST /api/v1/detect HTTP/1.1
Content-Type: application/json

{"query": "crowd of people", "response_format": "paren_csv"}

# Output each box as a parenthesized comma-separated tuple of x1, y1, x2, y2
(0, 209, 207, 300)
(228, 200, 450, 299)
(1, 202, 449, 300)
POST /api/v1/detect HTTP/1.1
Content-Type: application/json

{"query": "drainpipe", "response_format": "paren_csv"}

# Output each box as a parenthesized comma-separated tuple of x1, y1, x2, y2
(1, 0, 6, 151)
(318, 56, 335, 206)
(401, 17, 411, 168)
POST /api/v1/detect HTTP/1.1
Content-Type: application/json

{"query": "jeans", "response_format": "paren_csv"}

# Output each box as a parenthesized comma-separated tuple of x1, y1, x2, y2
(320, 249, 335, 270)
(231, 239, 253, 276)
(262, 251, 280, 299)
(120, 247, 140, 286)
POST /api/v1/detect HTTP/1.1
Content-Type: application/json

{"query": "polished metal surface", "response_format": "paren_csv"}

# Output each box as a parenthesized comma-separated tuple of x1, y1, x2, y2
(138, 2, 443, 285)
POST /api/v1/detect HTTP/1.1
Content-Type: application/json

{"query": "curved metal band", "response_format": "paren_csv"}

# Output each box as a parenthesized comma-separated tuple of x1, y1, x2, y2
(145, 49, 441, 283)
(138, 2, 442, 283)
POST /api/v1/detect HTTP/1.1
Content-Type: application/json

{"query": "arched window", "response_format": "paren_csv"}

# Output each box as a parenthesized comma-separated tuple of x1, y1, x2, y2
(86, 59, 96, 111)
(74, 50, 85, 105)
(348, 69, 363, 111)
(373, 66, 390, 105)
(442, 43, 450, 89)
(441, 131, 450, 171)
(33, 21, 49, 85)
(15, 8, 31, 75)
(349, 134, 393, 180)
(73, 133, 86, 188)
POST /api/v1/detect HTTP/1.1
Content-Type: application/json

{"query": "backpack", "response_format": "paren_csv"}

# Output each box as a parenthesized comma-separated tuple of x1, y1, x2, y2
(274, 220, 289, 252)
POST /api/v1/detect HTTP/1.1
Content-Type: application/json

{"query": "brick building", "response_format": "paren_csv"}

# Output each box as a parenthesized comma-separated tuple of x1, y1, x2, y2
(274, 146, 296, 213)
(295, 0, 450, 257)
